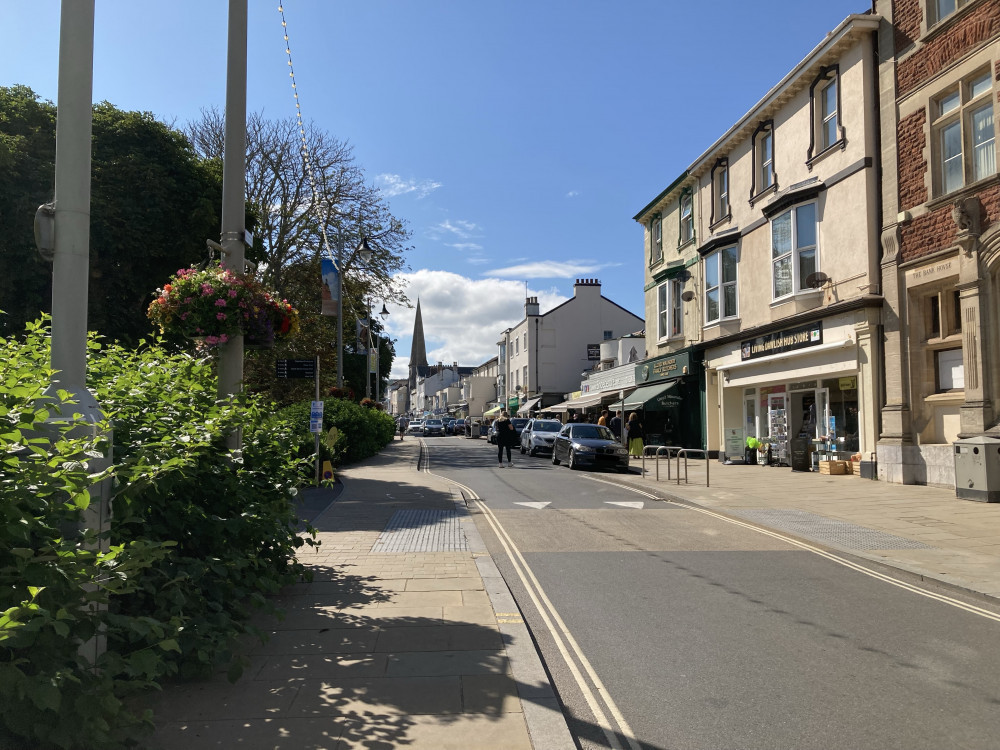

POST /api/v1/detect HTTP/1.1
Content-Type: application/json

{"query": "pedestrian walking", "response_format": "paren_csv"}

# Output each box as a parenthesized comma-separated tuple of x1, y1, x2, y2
(494, 411, 516, 467)
(626, 412, 644, 457)
(609, 410, 622, 442)
(398, 416, 408, 440)
(597, 409, 609, 426)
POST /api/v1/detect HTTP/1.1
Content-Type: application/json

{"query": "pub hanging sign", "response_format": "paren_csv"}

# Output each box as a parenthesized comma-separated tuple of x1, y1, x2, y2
(740, 321, 823, 362)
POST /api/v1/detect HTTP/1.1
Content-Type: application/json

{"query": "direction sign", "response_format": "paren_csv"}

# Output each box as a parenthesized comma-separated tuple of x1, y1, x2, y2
(276, 358, 316, 379)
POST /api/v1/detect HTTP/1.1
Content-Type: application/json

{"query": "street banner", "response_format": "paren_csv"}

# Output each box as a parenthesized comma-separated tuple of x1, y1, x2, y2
(321, 257, 339, 316)
(356, 318, 370, 354)
(369, 350, 377, 374)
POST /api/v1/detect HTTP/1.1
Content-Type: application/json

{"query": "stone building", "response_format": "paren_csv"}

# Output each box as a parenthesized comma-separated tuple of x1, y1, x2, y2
(875, 0, 1000, 485)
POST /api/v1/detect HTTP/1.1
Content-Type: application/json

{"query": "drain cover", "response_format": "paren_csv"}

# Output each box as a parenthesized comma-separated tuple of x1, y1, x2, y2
(371, 509, 469, 553)
(731, 509, 931, 551)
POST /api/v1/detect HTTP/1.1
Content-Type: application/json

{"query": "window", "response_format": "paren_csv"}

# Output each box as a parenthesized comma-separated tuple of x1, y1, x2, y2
(751, 120, 776, 200)
(514, 337, 518, 355)
(705, 246, 738, 323)
(933, 71, 996, 196)
(711, 158, 730, 225)
(651, 215, 663, 263)
(523, 332, 527, 350)
(937, 348, 964, 391)
(656, 278, 684, 340)
(809, 66, 842, 162)
(771, 202, 817, 300)
(603, 330, 613, 340)
(931, 0, 971, 26)
(679, 190, 694, 245)
(924, 287, 962, 339)
(523, 365, 528, 390)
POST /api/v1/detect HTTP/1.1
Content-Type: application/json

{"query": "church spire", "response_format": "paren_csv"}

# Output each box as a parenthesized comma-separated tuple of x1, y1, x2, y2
(408, 299, 428, 395)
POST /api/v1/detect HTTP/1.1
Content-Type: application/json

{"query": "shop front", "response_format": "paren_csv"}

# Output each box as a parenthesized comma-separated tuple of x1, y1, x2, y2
(625, 349, 704, 450)
(707, 312, 879, 470)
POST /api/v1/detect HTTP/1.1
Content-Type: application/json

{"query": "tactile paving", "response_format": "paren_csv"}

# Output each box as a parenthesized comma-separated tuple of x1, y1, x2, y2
(730, 509, 932, 551)
(371, 509, 469, 553)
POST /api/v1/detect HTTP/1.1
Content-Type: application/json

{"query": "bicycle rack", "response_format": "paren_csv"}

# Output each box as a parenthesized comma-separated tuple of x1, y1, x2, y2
(675, 448, 710, 487)
(642, 445, 682, 481)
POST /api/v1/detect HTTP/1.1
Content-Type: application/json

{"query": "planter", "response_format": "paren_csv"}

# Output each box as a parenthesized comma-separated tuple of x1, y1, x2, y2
(244, 331, 275, 350)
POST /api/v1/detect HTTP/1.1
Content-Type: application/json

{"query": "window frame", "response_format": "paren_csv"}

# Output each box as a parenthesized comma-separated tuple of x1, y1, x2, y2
(807, 65, 844, 165)
(931, 68, 997, 197)
(679, 189, 695, 247)
(650, 214, 663, 264)
(710, 157, 730, 227)
(929, 0, 971, 28)
(704, 245, 739, 325)
(750, 120, 776, 203)
(770, 201, 819, 302)
(656, 277, 685, 341)
(936, 347, 965, 392)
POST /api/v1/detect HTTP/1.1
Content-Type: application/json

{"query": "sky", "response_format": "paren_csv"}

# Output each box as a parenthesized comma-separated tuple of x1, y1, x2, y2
(1, 0, 871, 380)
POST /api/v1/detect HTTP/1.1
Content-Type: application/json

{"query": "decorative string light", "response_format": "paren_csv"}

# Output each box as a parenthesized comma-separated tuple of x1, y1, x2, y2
(277, 3, 336, 265)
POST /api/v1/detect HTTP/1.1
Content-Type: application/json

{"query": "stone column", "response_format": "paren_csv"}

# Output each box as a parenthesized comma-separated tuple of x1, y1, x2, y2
(854, 308, 880, 457)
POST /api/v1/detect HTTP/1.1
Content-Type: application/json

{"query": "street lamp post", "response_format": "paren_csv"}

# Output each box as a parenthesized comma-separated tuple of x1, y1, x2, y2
(355, 238, 389, 404)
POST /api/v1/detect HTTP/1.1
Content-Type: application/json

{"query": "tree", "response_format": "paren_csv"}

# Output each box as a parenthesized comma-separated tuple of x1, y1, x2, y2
(187, 109, 411, 403)
(0, 86, 223, 344)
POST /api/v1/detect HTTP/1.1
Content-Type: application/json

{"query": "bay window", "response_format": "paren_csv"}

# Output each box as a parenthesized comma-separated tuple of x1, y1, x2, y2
(705, 245, 738, 324)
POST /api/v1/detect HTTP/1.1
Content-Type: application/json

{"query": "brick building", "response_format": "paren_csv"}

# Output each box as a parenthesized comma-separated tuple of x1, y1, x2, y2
(876, 0, 1000, 486)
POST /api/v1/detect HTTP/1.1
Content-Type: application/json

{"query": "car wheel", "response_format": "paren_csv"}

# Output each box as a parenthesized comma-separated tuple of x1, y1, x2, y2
(551, 450, 560, 466)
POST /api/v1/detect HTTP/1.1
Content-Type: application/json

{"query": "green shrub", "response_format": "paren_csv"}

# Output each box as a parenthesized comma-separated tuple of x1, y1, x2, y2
(1, 319, 317, 748)
(275, 397, 395, 469)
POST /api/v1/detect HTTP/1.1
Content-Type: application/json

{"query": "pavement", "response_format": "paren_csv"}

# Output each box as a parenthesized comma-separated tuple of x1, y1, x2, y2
(144, 437, 1000, 749)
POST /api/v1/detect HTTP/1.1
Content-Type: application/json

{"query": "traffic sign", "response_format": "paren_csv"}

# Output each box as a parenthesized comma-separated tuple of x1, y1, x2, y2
(276, 358, 317, 379)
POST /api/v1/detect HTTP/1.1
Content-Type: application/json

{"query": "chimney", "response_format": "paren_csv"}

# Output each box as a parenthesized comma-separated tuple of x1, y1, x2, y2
(573, 278, 601, 297)
(525, 296, 539, 316)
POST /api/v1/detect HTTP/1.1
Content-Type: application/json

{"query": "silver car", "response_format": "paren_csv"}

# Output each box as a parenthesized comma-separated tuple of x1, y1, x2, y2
(519, 418, 563, 457)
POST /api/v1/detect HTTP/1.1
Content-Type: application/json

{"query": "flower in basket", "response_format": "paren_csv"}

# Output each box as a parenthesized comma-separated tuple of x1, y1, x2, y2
(147, 263, 254, 345)
(240, 285, 299, 345)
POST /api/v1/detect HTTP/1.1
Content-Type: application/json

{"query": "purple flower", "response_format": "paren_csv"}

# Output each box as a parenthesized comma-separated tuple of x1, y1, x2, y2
(217, 312, 227, 320)
(215, 298, 227, 307)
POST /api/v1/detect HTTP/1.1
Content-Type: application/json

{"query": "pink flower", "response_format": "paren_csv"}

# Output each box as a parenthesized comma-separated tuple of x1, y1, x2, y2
(217, 312, 227, 320)
(215, 298, 227, 307)
(180, 312, 189, 320)
(228, 289, 238, 298)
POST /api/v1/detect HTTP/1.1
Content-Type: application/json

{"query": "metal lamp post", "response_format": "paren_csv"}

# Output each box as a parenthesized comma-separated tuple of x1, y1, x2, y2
(354, 238, 389, 403)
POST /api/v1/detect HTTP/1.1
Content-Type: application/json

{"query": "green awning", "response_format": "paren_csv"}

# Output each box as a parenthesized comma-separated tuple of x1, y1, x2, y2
(623, 380, 680, 411)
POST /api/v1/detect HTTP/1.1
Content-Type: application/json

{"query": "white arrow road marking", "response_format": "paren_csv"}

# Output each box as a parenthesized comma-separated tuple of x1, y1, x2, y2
(514, 501, 552, 509)
(605, 501, 644, 509)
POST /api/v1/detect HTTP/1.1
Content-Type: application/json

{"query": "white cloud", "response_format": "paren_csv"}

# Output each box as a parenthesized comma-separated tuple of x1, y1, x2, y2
(428, 219, 481, 241)
(376, 173, 442, 198)
(448, 242, 483, 252)
(383, 269, 566, 379)
(566, 190, 580, 198)
(484, 260, 619, 279)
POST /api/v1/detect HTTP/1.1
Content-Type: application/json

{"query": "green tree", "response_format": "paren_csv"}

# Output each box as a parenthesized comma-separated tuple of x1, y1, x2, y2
(0, 86, 223, 345)
(187, 109, 410, 404)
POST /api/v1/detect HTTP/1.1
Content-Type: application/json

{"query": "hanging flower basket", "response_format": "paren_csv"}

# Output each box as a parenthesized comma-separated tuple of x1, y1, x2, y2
(147, 263, 298, 348)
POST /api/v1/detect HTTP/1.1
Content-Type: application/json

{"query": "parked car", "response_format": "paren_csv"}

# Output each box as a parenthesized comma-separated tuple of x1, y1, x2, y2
(519, 418, 563, 456)
(551, 423, 630, 472)
(422, 418, 446, 437)
(406, 420, 424, 435)
(450, 418, 466, 435)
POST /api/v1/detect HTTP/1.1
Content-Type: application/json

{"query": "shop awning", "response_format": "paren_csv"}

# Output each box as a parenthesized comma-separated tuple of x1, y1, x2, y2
(547, 393, 603, 413)
(623, 380, 680, 411)
(483, 405, 503, 417)
(516, 397, 541, 416)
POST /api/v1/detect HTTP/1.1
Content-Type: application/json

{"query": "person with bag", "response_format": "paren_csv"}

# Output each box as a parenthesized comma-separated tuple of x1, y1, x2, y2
(494, 411, 516, 467)
(626, 412, 644, 458)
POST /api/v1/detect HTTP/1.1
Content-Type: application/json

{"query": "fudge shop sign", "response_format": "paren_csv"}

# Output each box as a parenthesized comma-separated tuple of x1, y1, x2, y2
(740, 322, 823, 362)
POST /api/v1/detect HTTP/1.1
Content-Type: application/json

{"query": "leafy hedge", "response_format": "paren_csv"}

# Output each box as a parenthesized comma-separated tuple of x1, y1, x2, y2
(275, 396, 396, 469)
(1, 320, 316, 749)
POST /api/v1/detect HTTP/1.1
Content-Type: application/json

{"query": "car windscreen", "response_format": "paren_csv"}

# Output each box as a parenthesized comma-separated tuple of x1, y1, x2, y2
(534, 421, 562, 432)
(572, 424, 614, 440)
(512, 419, 529, 429)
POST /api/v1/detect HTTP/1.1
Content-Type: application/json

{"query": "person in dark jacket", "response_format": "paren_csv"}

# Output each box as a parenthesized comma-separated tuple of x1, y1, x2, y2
(494, 411, 516, 467)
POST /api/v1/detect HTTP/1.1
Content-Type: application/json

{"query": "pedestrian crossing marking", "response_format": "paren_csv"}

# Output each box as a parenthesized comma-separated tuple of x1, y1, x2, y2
(514, 501, 551, 509)
(605, 501, 644, 509)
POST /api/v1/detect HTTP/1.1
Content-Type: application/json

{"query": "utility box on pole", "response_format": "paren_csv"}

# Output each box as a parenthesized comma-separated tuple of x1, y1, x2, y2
(954, 436, 1000, 502)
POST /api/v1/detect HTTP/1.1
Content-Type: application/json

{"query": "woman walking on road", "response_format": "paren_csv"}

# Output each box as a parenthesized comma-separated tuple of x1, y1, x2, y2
(626, 412, 644, 457)
(494, 411, 516, 467)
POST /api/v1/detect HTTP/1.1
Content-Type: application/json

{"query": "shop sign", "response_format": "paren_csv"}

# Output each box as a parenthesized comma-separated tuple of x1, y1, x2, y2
(740, 322, 823, 362)
(724, 428, 744, 457)
(587, 344, 601, 360)
(582, 363, 636, 393)
(839, 376, 857, 390)
(636, 351, 692, 383)
(507, 397, 520, 410)
(905, 258, 956, 286)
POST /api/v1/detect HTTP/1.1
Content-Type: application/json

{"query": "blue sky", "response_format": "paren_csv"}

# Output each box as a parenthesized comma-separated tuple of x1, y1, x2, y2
(2, 1, 869, 379)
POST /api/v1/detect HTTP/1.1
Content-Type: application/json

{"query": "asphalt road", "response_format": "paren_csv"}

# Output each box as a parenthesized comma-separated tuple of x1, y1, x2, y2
(423, 434, 1000, 750)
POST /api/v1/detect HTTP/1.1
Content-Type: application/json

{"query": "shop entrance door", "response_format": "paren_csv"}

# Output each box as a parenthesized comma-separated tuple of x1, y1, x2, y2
(789, 388, 829, 469)
(766, 393, 788, 465)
